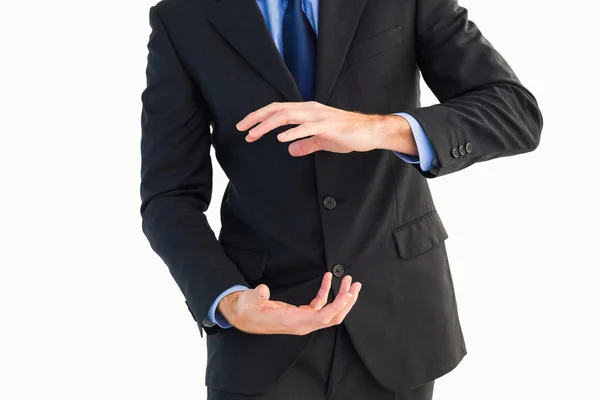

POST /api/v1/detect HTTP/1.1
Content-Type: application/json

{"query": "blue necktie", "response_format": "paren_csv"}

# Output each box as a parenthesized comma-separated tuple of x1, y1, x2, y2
(282, 0, 316, 101)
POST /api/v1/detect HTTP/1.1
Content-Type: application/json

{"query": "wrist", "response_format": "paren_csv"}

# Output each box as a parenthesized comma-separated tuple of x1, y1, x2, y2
(377, 114, 417, 155)
(217, 291, 243, 325)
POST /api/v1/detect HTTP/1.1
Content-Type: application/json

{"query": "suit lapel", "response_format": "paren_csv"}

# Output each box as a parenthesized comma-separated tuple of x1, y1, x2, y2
(207, 0, 303, 102)
(207, 0, 368, 105)
(315, 0, 368, 104)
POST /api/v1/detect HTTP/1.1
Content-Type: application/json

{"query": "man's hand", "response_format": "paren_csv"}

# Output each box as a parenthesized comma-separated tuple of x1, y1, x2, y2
(236, 101, 417, 157)
(217, 272, 362, 335)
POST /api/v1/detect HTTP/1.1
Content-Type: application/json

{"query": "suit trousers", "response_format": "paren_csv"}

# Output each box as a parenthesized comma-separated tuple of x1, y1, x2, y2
(207, 323, 435, 400)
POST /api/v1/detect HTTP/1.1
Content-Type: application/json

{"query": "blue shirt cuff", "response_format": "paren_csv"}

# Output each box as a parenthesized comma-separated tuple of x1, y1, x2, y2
(391, 112, 437, 172)
(207, 285, 249, 328)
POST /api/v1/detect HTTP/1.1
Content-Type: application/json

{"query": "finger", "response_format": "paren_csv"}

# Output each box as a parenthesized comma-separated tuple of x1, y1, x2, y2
(237, 102, 306, 131)
(313, 290, 353, 327)
(235, 285, 271, 325)
(309, 272, 333, 310)
(277, 122, 321, 143)
(236, 102, 285, 131)
(338, 275, 352, 295)
(246, 110, 317, 142)
(288, 136, 325, 157)
(324, 282, 362, 328)
(310, 277, 353, 326)
(251, 284, 270, 304)
(283, 288, 352, 329)
(288, 276, 351, 327)
(277, 286, 353, 335)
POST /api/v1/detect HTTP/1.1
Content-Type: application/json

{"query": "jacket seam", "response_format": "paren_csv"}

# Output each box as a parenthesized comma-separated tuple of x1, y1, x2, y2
(388, 152, 400, 228)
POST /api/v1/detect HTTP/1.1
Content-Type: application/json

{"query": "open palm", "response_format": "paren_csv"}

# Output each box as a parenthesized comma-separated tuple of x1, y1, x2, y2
(224, 272, 362, 335)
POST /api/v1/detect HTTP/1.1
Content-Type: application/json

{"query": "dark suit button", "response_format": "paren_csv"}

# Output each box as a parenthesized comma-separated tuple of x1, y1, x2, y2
(323, 196, 337, 210)
(332, 264, 344, 277)
(465, 142, 473, 153)
(459, 145, 466, 156)
(451, 147, 460, 158)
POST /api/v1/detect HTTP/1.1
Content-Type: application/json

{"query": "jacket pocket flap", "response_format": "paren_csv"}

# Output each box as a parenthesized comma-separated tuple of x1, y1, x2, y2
(221, 243, 268, 282)
(392, 211, 448, 259)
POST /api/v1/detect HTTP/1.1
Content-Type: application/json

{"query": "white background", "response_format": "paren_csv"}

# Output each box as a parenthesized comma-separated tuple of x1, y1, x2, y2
(1, 0, 598, 398)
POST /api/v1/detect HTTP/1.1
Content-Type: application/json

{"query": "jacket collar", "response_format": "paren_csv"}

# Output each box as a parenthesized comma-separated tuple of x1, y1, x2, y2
(207, 0, 368, 104)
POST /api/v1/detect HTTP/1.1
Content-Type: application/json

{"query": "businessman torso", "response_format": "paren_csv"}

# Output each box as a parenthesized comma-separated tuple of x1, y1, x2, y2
(141, 0, 540, 395)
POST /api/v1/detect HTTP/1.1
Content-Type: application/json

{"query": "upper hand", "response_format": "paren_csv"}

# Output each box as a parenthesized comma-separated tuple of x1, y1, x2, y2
(236, 101, 417, 157)
(217, 272, 362, 335)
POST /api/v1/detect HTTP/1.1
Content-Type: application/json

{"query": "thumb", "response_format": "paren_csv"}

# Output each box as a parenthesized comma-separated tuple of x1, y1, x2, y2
(251, 284, 270, 303)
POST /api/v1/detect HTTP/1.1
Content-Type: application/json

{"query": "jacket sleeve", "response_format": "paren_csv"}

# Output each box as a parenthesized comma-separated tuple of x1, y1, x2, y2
(403, 0, 543, 177)
(140, 6, 248, 323)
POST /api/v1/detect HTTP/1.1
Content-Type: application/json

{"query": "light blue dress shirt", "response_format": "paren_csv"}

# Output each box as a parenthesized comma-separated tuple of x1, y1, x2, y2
(206, 0, 438, 328)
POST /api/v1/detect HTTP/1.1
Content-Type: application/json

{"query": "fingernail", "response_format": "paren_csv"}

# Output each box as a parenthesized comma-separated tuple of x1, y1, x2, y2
(357, 283, 363, 293)
(278, 133, 287, 140)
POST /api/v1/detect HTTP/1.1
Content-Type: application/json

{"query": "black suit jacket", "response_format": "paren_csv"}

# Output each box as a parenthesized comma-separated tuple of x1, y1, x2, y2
(140, 0, 542, 394)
